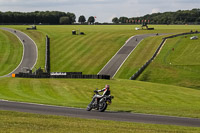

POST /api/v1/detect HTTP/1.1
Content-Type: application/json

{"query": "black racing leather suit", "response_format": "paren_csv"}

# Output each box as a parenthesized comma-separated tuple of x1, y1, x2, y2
(98, 87, 110, 96)
(91, 87, 110, 104)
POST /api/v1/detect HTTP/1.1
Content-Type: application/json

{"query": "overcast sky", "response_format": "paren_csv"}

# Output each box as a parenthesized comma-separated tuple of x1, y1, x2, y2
(0, 0, 200, 22)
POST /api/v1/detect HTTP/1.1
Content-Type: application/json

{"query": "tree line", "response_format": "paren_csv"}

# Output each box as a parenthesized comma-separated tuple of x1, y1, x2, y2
(112, 8, 200, 24)
(0, 11, 96, 24)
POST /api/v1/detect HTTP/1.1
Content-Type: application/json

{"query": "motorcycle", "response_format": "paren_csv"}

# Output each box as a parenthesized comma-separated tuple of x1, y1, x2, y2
(86, 89, 114, 112)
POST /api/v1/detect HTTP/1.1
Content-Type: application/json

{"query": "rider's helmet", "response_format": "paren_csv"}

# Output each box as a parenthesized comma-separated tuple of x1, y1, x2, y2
(105, 84, 110, 89)
(105, 85, 110, 95)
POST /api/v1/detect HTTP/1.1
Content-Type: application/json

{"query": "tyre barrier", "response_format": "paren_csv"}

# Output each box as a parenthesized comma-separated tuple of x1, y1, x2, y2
(130, 31, 200, 80)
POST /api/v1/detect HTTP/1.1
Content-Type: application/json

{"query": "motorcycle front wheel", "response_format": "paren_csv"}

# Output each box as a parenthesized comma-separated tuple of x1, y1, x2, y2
(98, 102, 107, 112)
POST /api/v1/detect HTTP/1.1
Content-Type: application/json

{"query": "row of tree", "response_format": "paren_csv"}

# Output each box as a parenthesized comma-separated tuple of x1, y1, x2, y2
(0, 11, 96, 24)
(112, 8, 200, 24)
(61, 15, 95, 24)
(78, 15, 95, 24)
(1, 9, 199, 25)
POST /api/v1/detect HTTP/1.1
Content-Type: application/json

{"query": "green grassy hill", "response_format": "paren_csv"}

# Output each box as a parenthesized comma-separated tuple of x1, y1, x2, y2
(137, 34, 200, 89)
(38, 25, 152, 74)
(0, 25, 200, 127)
(4, 25, 137, 73)
(4, 25, 199, 74)
(0, 29, 22, 76)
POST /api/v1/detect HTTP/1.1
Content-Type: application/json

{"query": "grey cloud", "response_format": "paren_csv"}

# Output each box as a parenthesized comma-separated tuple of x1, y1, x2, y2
(0, 0, 125, 7)
(0, 0, 199, 22)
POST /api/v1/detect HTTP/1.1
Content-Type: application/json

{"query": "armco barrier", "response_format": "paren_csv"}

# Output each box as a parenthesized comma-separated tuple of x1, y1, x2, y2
(45, 35, 50, 73)
(130, 31, 200, 80)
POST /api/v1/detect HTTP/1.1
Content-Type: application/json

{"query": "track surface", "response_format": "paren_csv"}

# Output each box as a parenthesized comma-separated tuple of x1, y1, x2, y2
(0, 28, 37, 77)
(0, 100, 200, 127)
(98, 33, 166, 78)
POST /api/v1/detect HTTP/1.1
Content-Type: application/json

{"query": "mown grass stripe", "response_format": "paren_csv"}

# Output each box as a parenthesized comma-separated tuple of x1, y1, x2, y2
(53, 33, 108, 72)
(84, 34, 125, 74)
(53, 36, 89, 64)
(69, 33, 110, 69)
(0, 79, 23, 100)
(52, 36, 79, 55)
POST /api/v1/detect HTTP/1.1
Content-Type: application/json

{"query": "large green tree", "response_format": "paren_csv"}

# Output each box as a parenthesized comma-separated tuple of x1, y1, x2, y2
(59, 16, 70, 24)
(113, 8, 200, 24)
(119, 17, 128, 23)
(0, 11, 76, 25)
(112, 17, 119, 24)
(66, 12, 76, 24)
(78, 15, 86, 24)
(88, 16, 95, 24)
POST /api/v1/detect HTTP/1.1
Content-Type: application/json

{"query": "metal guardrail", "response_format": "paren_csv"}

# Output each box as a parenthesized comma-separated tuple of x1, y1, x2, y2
(45, 35, 50, 73)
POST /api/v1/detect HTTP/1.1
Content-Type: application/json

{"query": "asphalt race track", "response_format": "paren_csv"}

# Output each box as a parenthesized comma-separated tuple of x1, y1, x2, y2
(0, 28, 37, 77)
(0, 100, 200, 127)
(98, 33, 167, 78)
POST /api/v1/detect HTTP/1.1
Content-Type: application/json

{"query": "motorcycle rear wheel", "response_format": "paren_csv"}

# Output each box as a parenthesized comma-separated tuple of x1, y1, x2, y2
(86, 104, 92, 111)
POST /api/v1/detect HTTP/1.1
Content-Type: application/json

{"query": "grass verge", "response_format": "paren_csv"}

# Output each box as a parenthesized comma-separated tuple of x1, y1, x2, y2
(0, 110, 200, 133)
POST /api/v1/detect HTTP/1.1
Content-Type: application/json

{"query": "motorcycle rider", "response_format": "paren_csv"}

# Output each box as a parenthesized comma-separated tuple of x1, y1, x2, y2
(90, 84, 110, 107)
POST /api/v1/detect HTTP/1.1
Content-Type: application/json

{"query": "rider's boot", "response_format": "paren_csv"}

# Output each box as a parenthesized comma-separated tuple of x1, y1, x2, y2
(90, 98, 95, 106)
